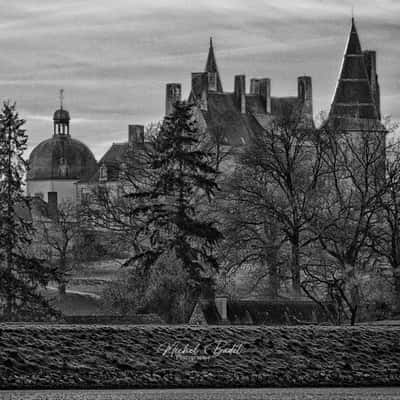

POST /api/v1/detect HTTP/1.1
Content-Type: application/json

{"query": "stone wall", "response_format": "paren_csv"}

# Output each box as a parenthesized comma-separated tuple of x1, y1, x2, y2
(0, 325, 400, 389)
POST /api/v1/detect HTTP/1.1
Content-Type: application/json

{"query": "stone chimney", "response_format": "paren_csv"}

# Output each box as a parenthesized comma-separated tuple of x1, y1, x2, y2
(363, 50, 381, 120)
(191, 72, 209, 111)
(165, 83, 182, 116)
(215, 295, 228, 322)
(234, 75, 246, 114)
(128, 124, 144, 145)
(250, 78, 261, 95)
(47, 191, 58, 219)
(259, 78, 271, 114)
(297, 76, 313, 120)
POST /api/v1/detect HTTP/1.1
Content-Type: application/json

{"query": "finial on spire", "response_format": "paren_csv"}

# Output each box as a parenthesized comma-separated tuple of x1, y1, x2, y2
(210, 37, 213, 48)
(59, 89, 64, 110)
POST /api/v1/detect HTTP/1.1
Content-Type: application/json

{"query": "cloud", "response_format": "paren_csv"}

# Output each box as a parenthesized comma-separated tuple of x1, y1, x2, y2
(0, 0, 398, 159)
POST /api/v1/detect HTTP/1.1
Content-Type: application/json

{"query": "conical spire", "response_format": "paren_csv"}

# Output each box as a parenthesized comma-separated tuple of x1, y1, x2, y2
(329, 18, 378, 120)
(205, 37, 223, 92)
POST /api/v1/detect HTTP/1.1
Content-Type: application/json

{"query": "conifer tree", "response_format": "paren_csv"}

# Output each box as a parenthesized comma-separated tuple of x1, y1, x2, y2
(0, 101, 55, 319)
(129, 101, 222, 299)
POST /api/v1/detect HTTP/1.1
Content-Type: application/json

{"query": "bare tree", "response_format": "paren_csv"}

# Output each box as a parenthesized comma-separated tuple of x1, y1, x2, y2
(305, 124, 386, 324)
(238, 109, 323, 295)
(38, 201, 80, 294)
(216, 164, 287, 298)
(368, 120, 400, 312)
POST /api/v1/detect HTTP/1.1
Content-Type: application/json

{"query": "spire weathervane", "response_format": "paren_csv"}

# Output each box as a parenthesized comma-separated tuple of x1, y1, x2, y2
(59, 89, 64, 110)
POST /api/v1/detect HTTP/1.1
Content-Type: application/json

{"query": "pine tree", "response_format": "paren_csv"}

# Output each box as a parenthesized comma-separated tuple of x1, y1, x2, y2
(129, 101, 222, 299)
(0, 101, 55, 319)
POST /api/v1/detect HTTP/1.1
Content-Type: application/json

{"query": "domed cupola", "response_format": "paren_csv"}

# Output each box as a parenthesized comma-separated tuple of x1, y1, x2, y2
(27, 90, 97, 184)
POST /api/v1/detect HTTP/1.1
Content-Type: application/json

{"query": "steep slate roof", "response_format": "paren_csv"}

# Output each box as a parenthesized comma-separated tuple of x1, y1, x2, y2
(330, 18, 379, 120)
(202, 93, 264, 145)
(201, 91, 312, 145)
(28, 135, 97, 181)
(205, 38, 223, 92)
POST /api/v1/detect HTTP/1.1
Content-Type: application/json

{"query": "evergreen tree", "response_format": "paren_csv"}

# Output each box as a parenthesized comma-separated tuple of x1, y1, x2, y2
(0, 101, 55, 319)
(129, 101, 222, 300)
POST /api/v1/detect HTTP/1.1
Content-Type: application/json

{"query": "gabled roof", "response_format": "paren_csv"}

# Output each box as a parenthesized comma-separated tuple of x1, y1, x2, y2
(329, 18, 379, 120)
(205, 38, 223, 92)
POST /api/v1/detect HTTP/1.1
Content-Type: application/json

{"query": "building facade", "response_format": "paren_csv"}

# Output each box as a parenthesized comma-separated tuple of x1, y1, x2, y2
(28, 18, 385, 208)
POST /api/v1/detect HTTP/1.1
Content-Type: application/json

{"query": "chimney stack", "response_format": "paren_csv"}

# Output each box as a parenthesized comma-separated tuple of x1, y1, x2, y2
(363, 50, 381, 120)
(191, 72, 209, 111)
(165, 83, 181, 116)
(259, 78, 271, 114)
(234, 75, 246, 114)
(128, 124, 144, 145)
(297, 76, 313, 120)
(250, 79, 261, 95)
(47, 191, 58, 219)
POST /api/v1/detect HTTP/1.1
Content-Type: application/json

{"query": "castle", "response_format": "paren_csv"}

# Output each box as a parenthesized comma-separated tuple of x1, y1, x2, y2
(26, 18, 385, 206)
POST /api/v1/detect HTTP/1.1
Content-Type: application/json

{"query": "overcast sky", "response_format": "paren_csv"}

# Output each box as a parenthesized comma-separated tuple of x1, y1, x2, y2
(0, 0, 399, 159)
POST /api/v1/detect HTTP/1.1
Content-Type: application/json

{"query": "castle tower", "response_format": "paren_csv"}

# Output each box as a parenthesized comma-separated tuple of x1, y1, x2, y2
(205, 37, 223, 92)
(329, 18, 379, 121)
(298, 76, 313, 121)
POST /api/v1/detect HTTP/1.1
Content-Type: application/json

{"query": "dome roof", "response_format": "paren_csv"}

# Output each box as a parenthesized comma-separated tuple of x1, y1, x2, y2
(27, 135, 97, 181)
(53, 108, 70, 123)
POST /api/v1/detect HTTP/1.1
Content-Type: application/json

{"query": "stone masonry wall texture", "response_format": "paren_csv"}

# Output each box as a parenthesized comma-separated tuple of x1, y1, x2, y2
(0, 325, 400, 389)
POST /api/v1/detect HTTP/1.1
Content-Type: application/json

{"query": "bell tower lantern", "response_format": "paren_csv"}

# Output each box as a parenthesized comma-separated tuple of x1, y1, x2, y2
(53, 89, 71, 136)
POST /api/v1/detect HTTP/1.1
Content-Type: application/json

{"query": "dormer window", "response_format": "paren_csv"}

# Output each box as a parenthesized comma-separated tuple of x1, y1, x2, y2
(99, 164, 108, 182)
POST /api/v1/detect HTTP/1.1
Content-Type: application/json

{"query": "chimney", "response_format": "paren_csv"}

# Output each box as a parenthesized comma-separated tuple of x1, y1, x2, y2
(234, 75, 246, 114)
(165, 83, 181, 116)
(259, 78, 271, 114)
(128, 124, 144, 145)
(47, 192, 58, 219)
(297, 76, 313, 119)
(191, 72, 209, 111)
(250, 78, 261, 95)
(215, 295, 228, 322)
(363, 50, 381, 120)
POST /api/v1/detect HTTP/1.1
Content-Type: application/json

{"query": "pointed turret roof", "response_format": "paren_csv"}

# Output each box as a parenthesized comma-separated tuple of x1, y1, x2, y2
(329, 18, 379, 120)
(205, 37, 223, 92)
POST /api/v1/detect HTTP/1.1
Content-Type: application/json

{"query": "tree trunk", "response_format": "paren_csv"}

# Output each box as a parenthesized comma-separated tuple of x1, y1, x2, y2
(393, 268, 400, 314)
(290, 240, 301, 296)
(58, 257, 67, 295)
(350, 305, 358, 326)
(269, 262, 279, 298)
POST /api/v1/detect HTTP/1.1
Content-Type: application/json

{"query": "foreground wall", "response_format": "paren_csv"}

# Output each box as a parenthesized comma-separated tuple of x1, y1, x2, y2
(0, 325, 400, 389)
